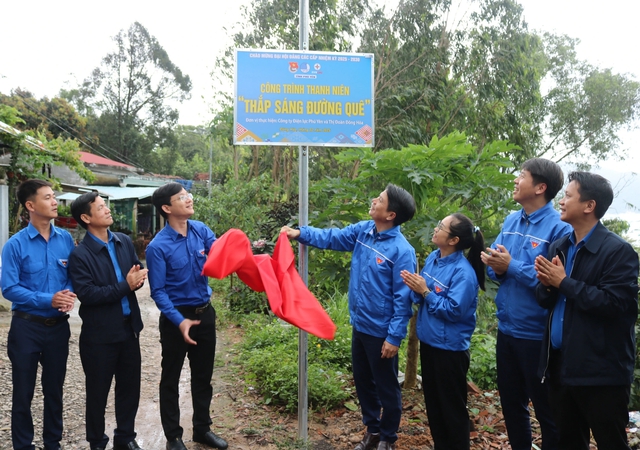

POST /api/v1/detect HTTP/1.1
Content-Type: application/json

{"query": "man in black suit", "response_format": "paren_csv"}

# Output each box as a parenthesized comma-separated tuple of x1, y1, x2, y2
(69, 192, 148, 450)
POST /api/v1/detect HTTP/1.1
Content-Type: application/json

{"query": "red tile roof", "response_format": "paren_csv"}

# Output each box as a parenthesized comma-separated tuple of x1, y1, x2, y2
(79, 152, 136, 170)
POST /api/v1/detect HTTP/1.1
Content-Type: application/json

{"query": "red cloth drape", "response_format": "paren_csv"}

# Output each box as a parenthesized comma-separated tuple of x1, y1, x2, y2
(202, 229, 336, 340)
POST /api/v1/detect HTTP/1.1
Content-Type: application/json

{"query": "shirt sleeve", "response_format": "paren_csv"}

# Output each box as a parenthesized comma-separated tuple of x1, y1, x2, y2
(146, 242, 185, 327)
(386, 247, 417, 347)
(1, 239, 55, 310)
(297, 222, 361, 252)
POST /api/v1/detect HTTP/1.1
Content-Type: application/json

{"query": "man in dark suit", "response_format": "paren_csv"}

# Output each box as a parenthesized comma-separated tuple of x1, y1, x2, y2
(69, 192, 148, 450)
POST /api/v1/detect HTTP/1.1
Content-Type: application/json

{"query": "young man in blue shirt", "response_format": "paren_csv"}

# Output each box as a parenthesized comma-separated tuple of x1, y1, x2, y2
(146, 182, 227, 450)
(535, 172, 639, 450)
(1, 179, 76, 450)
(281, 184, 417, 450)
(480, 158, 571, 450)
(68, 192, 148, 450)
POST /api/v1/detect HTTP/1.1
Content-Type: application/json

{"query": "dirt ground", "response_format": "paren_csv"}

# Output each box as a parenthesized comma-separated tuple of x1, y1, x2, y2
(2, 279, 632, 450)
(0, 281, 507, 450)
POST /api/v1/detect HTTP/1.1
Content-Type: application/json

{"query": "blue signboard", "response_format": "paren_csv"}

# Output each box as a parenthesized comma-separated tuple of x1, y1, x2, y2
(234, 49, 374, 147)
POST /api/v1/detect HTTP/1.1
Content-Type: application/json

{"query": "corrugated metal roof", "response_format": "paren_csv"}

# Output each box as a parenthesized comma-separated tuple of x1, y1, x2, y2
(57, 186, 157, 201)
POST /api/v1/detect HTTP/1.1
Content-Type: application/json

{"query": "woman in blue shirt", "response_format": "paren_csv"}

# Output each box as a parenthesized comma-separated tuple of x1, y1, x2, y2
(401, 213, 485, 450)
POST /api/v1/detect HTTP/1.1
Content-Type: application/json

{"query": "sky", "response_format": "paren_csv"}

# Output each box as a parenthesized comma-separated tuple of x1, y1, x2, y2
(1, 0, 638, 223)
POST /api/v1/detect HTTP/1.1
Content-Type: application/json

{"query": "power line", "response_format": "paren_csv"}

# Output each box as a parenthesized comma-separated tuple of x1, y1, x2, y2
(8, 90, 152, 172)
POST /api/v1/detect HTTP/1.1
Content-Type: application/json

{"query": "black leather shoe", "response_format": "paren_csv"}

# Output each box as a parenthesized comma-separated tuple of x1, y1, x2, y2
(354, 432, 380, 450)
(193, 431, 228, 449)
(114, 441, 143, 450)
(376, 441, 396, 450)
(166, 437, 187, 450)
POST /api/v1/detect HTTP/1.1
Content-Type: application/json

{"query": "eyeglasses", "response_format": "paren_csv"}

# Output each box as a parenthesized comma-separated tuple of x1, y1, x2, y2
(172, 193, 193, 203)
(435, 220, 451, 235)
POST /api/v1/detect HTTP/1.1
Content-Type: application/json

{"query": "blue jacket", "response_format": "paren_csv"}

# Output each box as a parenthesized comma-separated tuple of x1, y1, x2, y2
(146, 220, 216, 327)
(412, 249, 478, 351)
(69, 231, 144, 344)
(298, 220, 416, 347)
(488, 201, 572, 340)
(1, 223, 74, 317)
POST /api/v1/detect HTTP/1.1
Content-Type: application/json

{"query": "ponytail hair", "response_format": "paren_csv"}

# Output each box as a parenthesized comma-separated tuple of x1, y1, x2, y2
(449, 213, 486, 291)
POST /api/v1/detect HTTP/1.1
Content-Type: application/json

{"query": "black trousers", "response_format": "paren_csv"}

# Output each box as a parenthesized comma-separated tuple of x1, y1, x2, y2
(79, 326, 141, 449)
(547, 351, 631, 450)
(420, 342, 470, 450)
(351, 330, 402, 444)
(496, 331, 558, 450)
(159, 305, 216, 439)
(7, 316, 70, 450)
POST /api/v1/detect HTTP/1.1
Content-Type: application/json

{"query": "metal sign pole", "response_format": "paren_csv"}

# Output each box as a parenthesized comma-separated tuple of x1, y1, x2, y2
(297, 0, 310, 442)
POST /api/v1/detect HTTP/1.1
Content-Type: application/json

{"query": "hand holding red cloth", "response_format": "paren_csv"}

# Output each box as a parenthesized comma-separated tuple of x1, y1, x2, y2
(202, 229, 337, 340)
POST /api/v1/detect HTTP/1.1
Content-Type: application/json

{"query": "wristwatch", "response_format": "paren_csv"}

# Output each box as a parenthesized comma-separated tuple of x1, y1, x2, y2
(422, 289, 430, 298)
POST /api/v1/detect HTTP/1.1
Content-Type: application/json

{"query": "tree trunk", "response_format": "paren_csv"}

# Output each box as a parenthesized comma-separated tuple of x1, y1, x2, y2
(251, 146, 260, 179)
(233, 146, 239, 180)
(272, 147, 281, 188)
(404, 310, 419, 389)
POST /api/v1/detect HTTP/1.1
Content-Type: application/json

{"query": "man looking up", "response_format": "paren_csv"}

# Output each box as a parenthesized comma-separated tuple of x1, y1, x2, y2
(146, 183, 228, 450)
(535, 172, 639, 449)
(68, 192, 148, 450)
(1, 179, 76, 450)
(480, 158, 571, 450)
(281, 184, 417, 450)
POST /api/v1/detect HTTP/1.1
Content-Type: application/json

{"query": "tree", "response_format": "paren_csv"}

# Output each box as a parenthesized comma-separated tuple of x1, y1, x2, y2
(217, 0, 639, 172)
(64, 22, 192, 168)
(0, 89, 93, 143)
(303, 132, 516, 387)
(541, 33, 640, 165)
(0, 105, 94, 232)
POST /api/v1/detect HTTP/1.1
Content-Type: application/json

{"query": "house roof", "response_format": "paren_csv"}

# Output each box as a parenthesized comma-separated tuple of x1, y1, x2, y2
(57, 185, 157, 201)
(79, 152, 137, 170)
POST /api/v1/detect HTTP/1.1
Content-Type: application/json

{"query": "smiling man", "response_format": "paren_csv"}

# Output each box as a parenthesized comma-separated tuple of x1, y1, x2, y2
(146, 183, 227, 450)
(281, 183, 417, 450)
(69, 192, 148, 450)
(480, 158, 571, 450)
(535, 171, 639, 450)
(1, 179, 76, 450)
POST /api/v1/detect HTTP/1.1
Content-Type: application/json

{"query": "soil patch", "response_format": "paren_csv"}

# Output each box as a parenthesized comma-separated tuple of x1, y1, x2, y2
(2, 281, 633, 449)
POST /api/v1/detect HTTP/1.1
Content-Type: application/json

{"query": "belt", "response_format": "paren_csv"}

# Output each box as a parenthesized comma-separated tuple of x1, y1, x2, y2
(12, 310, 70, 326)
(176, 302, 211, 314)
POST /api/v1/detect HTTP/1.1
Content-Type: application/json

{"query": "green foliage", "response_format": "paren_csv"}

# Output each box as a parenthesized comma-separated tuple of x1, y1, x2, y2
(468, 332, 498, 391)
(216, 0, 639, 177)
(1, 89, 92, 142)
(195, 173, 300, 313)
(57, 204, 71, 217)
(475, 284, 498, 334)
(65, 22, 192, 167)
(603, 217, 631, 238)
(0, 104, 94, 231)
(543, 34, 640, 164)
(239, 292, 352, 412)
(310, 132, 516, 255)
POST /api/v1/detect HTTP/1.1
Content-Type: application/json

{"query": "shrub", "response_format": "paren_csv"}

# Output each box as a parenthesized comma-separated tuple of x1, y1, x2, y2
(468, 332, 498, 390)
(239, 291, 353, 412)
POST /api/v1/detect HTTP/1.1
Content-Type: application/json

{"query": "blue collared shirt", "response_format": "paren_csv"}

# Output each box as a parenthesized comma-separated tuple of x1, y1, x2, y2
(0, 222, 75, 317)
(550, 224, 597, 349)
(146, 220, 216, 326)
(87, 230, 130, 316)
